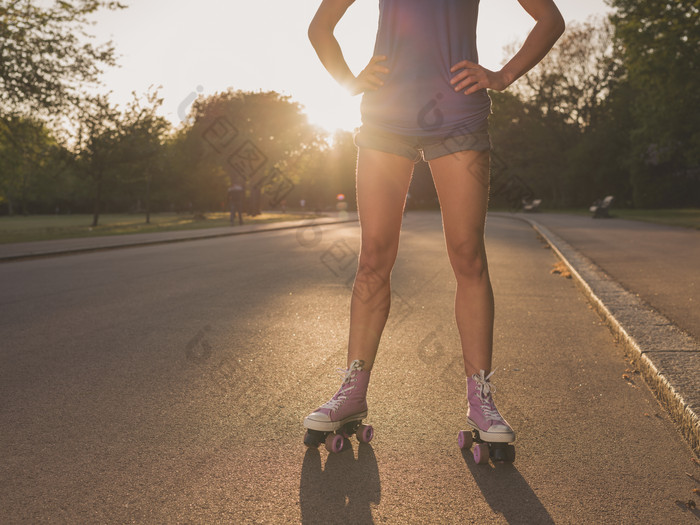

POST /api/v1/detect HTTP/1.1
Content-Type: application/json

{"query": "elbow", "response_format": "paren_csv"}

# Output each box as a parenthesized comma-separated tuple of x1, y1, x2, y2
(553, 11, 566, 39)
(307, 22, 318, 45)
(307, 24, 318, 47)
(307, 20, 327, 48)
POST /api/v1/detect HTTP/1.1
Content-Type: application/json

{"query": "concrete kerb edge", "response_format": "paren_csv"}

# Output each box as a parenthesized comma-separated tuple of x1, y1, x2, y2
(502, 213, 700, 457)
(0, 216, 359, 263)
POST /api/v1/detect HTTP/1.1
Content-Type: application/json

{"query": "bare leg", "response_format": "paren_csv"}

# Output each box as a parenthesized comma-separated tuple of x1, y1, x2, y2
(347, 148, 414, 371)
(428, 150, 493, 376)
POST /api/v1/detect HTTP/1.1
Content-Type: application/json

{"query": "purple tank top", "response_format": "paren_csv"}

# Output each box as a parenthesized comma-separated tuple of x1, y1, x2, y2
(360, 0, 491, 136)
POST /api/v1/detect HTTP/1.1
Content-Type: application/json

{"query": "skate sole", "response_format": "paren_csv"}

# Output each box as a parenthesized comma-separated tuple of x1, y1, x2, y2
(303, 418, 374, 453)
(303, 410, 368, 433)
(458, 426, 516, 464)
(466, 418, 515, 443)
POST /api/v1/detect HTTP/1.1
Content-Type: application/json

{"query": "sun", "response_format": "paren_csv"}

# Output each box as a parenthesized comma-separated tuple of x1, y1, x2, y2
(294, 0, 378, 135)
(300, 84, 363, 136)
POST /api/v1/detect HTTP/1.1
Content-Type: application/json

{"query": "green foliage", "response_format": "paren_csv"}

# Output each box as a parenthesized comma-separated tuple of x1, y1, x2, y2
(490, 19, 624, 208)
(288, 129, 356, 211)
(177, 89, 327, 213)
(490, 11, 699, 210)
(3, 2, 697, 219)
(70, 88, 170, 225)
(0, 0, 126, 115)
(0, 116, 68, 214)
(608, 0, 700, 206)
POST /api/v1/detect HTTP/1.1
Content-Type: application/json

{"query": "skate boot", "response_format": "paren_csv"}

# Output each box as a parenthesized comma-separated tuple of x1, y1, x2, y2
(303, 359, 374, 453)
(457, 370, 516, 464)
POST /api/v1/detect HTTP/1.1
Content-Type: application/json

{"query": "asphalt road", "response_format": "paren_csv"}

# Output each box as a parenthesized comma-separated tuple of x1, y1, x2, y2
(1, 211, 698, 524)
(529, 213, 700, 343)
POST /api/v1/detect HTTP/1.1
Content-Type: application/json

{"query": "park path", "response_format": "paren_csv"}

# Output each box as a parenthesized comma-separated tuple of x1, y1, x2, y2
(518, 212, 700, 342)
(0, 211, 698, 523)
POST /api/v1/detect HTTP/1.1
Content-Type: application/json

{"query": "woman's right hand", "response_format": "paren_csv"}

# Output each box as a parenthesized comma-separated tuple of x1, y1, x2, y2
(346, 55, 389, 95)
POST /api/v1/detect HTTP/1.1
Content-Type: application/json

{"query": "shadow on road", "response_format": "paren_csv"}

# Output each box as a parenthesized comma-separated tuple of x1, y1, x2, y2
(299, 442, 380, 524)
(463, 450, 554, 524)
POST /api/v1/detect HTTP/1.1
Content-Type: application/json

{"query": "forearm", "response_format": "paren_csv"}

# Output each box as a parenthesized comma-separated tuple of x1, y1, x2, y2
(308, 27, 355, 89)
(499, 10, 565, 88)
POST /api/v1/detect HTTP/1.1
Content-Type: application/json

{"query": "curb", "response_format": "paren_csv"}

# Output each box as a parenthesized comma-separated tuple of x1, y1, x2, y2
(504, 214, 700, 457)
(0, 216, 359, 263)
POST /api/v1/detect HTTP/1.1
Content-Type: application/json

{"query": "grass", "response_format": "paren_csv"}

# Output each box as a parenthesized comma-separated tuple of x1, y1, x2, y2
(2, 207, 697, 244)
(0, 211, 325, 244)
(537, 208, 700, 230)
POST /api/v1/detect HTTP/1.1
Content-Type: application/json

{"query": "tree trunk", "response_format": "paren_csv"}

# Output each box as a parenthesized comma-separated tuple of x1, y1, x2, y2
(20, 160, 29, 216)
(92, 172, 103, 227)
(145, 171, 151, 225)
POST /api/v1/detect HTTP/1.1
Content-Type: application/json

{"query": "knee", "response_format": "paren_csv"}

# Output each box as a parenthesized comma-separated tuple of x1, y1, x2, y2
(358, 236, 397, 276)
(448, 239, 487, 281)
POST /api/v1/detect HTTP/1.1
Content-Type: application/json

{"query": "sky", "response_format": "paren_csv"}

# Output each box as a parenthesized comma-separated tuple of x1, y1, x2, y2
(90, 0, 612, 133)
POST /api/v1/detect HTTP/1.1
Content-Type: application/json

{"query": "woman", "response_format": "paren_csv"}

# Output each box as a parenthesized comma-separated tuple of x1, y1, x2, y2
(303, 0, 565, 453)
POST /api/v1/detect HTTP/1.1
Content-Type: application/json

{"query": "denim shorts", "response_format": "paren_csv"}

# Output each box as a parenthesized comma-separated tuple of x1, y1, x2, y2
(353, 123, 491, 163)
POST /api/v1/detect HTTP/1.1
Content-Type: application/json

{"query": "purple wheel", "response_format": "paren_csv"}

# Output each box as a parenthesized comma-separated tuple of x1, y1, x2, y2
(457, 430, 473, 450)
(473, 443, 490, 465)
(325, 433, 344, 453)
(357, 424, 374, 443)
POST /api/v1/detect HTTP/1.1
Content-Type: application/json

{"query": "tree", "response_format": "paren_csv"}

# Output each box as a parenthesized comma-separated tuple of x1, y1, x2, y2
(114, 89, 170, 223)
(509, 18, 620, 130)
(182, 89, 325, 214)
(491, 18, 630, 208)
(0, 0, 125, 116)
(0, 115, 65, 214)
(72, 89, 169, 226)
(607, 0, 700, 207)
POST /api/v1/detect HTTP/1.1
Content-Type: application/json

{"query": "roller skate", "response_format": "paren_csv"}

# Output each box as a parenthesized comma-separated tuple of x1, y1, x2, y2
(303, 359, 374, 453)
(457, 370, 516, 464)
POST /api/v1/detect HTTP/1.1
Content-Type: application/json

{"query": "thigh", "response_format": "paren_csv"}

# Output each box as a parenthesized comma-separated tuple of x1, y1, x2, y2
(356, 148, 414, 253)
(428, 149, 490, 252)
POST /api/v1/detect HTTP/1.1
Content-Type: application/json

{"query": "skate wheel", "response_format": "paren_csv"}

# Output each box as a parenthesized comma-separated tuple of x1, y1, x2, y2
(505, 444, 516, 463)
(357, 424, 374, 443)
(457, 430, 473, 450)
(325, 433, 344, 453)
(492, 445, 507, 462)
(473, 443, 490, 465)
(303, 430, 323, 448)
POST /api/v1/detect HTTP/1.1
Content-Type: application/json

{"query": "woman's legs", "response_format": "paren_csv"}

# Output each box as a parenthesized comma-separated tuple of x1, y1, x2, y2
(347, 148, 414, 371)
(427, 149, 493, 377)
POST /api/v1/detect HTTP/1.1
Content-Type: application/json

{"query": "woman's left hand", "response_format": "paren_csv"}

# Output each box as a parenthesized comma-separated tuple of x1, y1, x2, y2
(450, 60, 510, 95)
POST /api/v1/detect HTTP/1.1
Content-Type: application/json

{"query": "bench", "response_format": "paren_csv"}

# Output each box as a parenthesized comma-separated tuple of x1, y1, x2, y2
(521, 198, 542, 213)
(590, 195, 614, 218)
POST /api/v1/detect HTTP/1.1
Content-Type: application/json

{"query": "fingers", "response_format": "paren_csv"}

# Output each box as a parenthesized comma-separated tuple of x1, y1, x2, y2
(450, 59, 477, 73)
(364, 73, 384, 88)
(367, 55, 389, 76)
(359, 56, 389, 90)
(450, 69, 481, 93)
(461, 83, 484, 96)
(369, 64, 390, 76)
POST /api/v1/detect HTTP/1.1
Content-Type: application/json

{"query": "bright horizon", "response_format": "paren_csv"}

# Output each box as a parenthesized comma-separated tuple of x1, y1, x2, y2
(91, 0, 612, 134)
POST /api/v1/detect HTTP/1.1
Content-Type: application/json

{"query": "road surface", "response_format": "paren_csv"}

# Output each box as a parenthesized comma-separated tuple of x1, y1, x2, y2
(1, 211, 698, 523)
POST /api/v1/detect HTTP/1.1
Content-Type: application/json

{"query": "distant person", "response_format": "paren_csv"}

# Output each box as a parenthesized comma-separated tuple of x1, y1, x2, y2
(228, 182, 244, 225)
(303, 0, 564, 457)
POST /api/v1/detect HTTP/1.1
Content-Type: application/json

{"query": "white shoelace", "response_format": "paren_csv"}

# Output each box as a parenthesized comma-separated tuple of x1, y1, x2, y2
(320, 366, 357, 412)
(473, 369, 496, 398)
(473, 370, 505, 423)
